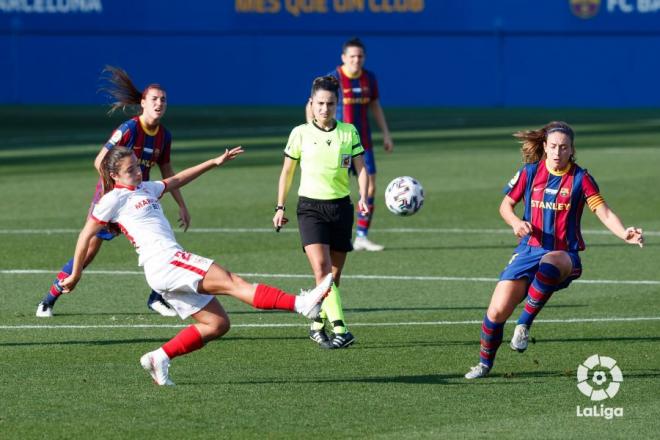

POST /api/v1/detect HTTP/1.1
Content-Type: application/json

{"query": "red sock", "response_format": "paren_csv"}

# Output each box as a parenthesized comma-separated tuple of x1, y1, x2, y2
(252, 284, 295, 311)
(162, 325, 204, 359)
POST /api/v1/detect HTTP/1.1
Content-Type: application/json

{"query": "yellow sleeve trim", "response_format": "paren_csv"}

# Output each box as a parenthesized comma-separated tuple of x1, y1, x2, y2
(587, 194, 605, 211)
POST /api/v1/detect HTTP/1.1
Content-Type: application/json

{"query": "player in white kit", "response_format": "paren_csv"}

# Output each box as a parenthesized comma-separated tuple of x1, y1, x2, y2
(59, 145, 332, 386)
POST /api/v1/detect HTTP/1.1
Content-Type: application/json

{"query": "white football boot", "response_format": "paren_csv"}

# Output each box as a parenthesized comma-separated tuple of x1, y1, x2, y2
(295, 273, 333, 319)
(140, 349, 175, 386)
(36, 302, 54, 318)
(510, 324, 530, 352)
(353, 236, 384, 252)
(464, 363, 491, 379)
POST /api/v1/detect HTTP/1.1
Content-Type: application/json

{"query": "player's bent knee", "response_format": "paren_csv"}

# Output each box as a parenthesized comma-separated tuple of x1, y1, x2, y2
(208, 318, 230, 339)
(541, 252, 569, 267)
(486, 307, 510, 324)
(540, 253, 572, 279)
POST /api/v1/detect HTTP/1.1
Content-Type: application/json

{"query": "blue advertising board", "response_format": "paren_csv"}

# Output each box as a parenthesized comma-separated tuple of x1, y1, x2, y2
(1, 0, 659, 106)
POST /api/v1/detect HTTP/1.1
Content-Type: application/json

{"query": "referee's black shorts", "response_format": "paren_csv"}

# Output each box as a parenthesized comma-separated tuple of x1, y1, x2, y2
(297, 196, 354, 252)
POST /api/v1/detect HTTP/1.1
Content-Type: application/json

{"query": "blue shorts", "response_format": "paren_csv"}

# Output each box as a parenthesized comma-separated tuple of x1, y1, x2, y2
(363, 148, 376, 175)
(96, 225, 120, 241)
(89, 199, 120, 241)
(499, 244, 582, 290)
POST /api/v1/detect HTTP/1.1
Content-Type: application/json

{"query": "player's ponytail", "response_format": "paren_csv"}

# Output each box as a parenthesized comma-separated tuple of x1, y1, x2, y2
(99, 65, 164, 115)
(311, 75, 340, 100)
(514, 121, 575, 163)
(100, 146, 134, 195)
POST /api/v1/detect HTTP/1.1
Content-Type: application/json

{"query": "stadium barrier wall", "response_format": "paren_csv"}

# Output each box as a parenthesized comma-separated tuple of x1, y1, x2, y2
(1, 0, 659, 107)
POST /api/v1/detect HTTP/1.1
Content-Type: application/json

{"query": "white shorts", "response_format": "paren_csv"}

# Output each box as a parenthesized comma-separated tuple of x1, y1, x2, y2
(144, 249, 215, 319)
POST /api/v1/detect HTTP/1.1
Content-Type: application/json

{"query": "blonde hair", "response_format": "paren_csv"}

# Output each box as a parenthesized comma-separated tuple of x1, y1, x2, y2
(514, 121, 575, 163)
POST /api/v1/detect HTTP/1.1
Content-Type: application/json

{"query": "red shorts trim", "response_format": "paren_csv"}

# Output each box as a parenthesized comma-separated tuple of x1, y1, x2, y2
(170, 260, 207, 277)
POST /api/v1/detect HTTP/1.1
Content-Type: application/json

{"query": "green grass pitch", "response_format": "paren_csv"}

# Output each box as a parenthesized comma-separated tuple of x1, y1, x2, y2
(0, 107, 658, 439)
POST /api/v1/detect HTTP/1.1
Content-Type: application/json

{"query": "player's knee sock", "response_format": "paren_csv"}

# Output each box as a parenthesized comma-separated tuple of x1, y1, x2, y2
(356, 196, 375, 237)
(517, 263, 561, 327)
(252, 284, 296, 311)
(479, 315, 505, 368)
(162, 325, 204, 359)
(41, 258, 74, 305)
(322, 284, 347, 334)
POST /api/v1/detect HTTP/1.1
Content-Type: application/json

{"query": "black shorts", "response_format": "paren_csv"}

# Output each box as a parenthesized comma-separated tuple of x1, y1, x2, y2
(297, 196, 354, 252)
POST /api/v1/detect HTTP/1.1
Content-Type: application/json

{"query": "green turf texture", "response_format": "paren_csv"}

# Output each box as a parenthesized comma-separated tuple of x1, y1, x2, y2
(0, 107, 658, 439)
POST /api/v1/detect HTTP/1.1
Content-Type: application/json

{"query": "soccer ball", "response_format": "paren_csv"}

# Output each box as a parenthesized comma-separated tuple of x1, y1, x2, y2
(384, 176, 424, 216)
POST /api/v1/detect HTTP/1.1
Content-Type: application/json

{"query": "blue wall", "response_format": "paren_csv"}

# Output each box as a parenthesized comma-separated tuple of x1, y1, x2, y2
(1, 0, 659, 107)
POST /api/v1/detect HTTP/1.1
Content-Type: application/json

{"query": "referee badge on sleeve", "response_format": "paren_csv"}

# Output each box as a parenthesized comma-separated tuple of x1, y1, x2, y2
(341, 154, 352, 168)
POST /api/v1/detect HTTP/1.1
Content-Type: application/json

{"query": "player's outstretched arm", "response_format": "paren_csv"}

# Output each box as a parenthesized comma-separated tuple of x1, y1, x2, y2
(594, 203, 644, 247)
(59, 218, 105, 293)
(163, 146, 244, 192)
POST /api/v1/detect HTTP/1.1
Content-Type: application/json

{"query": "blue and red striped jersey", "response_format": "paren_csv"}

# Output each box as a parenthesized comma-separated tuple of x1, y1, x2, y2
(504, 161, 603, 251)
(104, 116, 171, 180)
(329, 66, 379, 149)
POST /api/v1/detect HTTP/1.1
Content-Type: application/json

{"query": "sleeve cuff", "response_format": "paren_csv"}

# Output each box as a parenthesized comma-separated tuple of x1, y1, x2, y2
(159, 181, 168, 199)
(90, 214, 108, 225)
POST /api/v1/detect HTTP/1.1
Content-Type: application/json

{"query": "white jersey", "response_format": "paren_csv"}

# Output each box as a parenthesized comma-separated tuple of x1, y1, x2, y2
(91, 181, 180, 266)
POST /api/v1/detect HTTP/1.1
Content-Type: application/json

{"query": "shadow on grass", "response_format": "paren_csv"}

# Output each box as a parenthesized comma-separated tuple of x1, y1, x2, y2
(0, 334, 313, 347)
(385, 244, 513, 251)
(36, 312, 157, 317)
(482, 369, 660, 381)
(344, 304, 588, 313)
(194, 368, 660, 387)
(534, 335, 660, 344)
(200, 373, 459, 386)
(0, 337, 169, 347)
(385, 242, 656, 252)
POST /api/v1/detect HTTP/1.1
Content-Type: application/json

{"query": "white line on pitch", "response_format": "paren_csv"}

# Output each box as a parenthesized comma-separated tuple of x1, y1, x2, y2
(0, 227, 658, 236)
(1, 269, 658, 285)
(1, 316, 659, 330)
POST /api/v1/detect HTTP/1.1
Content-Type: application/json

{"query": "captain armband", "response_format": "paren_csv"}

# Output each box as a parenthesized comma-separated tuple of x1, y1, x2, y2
(586, 194, 605, 212)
